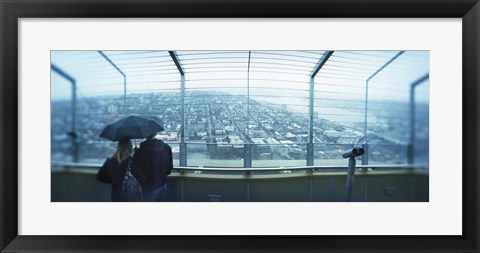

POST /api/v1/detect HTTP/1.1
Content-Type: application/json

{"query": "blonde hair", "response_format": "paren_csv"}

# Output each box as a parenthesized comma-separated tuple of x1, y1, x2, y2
(112, 138, 133, 163)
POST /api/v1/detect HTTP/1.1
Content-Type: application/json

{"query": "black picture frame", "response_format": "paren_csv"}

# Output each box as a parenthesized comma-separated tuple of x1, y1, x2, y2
(1, 0, 479, 252)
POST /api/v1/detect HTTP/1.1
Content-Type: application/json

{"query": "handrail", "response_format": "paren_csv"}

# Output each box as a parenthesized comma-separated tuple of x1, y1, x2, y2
(51, 161, 428, 172)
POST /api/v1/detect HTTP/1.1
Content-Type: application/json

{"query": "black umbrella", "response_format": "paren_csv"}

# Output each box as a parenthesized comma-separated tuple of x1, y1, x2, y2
(99, 115, 165, 141)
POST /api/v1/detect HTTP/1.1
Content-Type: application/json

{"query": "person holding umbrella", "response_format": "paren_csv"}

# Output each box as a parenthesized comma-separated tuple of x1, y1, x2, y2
(134, 132, 173, 202)
(98, 115, 172, 202)
(96, 138, 145, 202)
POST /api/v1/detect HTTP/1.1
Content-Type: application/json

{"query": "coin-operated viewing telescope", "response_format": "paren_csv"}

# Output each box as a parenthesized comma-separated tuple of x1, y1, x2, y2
(342, 148, 364, 159)
(342, 147, 364, 201)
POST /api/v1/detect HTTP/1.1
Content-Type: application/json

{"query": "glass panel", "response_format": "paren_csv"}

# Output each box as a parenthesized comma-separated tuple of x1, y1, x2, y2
(187, 143, 244, 168)
(312, 51, 375, 167)
(313, 51, 429, 166)
(252, 144, 307, 168)
(52, 51, 125, 163)
(366, 51, 429, 165)
(183, 51, 249, 155)
(51, 70, 73, 162)
(368, 144, 408, 165)
(51, 51, 181, 165)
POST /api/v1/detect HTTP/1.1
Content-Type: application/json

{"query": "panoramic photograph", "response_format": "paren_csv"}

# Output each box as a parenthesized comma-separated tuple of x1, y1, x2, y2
(51, 50, 429, 202)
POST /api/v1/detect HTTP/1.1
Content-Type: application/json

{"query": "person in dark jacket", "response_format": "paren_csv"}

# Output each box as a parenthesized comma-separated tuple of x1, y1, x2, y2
(96, 138, 145, 202)
(134, 133, 173, 201)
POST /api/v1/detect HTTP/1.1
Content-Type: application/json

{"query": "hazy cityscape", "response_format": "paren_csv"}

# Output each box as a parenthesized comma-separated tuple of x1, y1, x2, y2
(51, 90, 429, 167)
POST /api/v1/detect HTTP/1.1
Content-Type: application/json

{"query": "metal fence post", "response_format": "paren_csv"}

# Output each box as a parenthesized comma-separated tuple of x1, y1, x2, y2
(169, 51, 187, 167)
(98, 51, 127, 115)
(244, 144, 252, 168)
(180, 74, 187, 166)
(408, 84, 415, 164)
(309, 51, 334, 167)
(307, 77, 315, 166)
(363, 79, 369, 165)
(51, 64, 78, 162)
(408, 73, 429, 164)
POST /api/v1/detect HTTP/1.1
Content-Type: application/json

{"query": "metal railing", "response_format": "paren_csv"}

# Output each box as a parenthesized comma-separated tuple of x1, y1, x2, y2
(52, 161, 428, 173)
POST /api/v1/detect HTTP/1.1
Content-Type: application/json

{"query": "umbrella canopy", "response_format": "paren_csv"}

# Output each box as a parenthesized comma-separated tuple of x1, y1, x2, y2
(99, 115, 165, 141)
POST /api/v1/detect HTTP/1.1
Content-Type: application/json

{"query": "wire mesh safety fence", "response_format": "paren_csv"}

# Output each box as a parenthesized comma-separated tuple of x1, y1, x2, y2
(51, 50, 429, 168)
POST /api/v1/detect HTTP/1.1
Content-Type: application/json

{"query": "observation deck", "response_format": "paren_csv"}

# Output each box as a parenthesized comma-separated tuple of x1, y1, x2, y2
(51, 50, 429, 202)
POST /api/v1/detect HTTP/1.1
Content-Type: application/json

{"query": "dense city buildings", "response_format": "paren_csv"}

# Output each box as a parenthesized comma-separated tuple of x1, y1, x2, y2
(51, 90, 429, 167)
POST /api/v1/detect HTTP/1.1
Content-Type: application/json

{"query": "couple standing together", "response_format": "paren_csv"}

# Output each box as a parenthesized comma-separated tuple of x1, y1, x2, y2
(96, 133, 173, 202)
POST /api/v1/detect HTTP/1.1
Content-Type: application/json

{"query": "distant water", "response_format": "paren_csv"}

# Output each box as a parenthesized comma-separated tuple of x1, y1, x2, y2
(315, 107, 366, 124)
(258, 97, 377, 125)
(255, 97, 368, 125)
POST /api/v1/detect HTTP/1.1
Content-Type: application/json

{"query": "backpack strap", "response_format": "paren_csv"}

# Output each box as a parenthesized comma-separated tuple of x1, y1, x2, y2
(126, 156, 133, 174)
